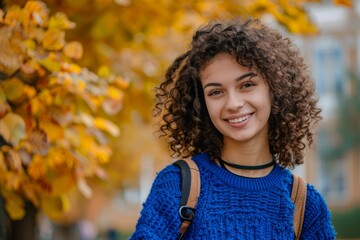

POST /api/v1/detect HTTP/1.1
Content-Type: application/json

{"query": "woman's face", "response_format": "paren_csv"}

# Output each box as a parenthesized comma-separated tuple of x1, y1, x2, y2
(200, 53, 271, 147)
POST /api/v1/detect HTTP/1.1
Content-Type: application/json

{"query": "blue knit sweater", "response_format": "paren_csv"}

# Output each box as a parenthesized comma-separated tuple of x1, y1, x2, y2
(131, 153, 336, 239)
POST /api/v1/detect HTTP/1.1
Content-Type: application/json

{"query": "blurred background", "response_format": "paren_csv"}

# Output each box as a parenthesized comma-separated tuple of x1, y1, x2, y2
(0, 0, 359, 239)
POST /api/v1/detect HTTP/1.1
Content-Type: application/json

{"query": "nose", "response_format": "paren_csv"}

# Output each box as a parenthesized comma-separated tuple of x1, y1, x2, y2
(225, 92, 244, 111)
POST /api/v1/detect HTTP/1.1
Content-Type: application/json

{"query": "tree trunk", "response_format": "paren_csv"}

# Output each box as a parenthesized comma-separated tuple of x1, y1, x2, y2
(0, 195, 9, 240)
(8, 201, 37, 240)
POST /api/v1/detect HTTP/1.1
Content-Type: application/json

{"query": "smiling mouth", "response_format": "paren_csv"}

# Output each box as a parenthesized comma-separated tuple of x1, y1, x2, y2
(227, 114, 253, 123)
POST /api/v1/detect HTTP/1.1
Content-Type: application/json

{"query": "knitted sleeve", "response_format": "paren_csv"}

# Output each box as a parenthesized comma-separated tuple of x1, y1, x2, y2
(300, 184, 336, 240)
(130, 165, 182, 240)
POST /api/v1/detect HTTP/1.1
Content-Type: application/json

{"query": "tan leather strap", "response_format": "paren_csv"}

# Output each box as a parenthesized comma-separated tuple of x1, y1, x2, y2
(291, 174, 307, 240)
(183, 159, 201, 209)
(174, 159, 200, 239)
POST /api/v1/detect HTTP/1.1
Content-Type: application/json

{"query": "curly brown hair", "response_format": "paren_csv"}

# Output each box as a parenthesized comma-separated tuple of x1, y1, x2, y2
(154, 18, 321, 168)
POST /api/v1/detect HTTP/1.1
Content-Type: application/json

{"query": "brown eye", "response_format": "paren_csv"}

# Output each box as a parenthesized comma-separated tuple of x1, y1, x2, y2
(241, 81, 255, 89)
(208, 90, 222, 96)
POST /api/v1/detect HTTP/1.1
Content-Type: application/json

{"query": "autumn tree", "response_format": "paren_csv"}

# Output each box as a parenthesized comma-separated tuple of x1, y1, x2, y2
(0, 1, 127, 238)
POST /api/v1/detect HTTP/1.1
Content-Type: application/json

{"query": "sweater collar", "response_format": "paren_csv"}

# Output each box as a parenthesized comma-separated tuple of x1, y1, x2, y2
(192, 152, 289, 191)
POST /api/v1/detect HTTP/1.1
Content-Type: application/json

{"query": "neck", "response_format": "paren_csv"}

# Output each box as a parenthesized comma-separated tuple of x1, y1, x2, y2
(222, 140, 272, 165)
(220, 138, 273, 177)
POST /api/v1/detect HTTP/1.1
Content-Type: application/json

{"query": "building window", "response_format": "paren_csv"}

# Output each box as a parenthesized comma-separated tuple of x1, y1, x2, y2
(319, 156, 348, 206)
(312, 37, 345, 96)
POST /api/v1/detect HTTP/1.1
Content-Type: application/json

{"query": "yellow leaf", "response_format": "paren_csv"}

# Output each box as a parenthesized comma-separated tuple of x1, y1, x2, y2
(27, 155, 47, 180)
(63, 76, 73, 87)
(1, 188, 25, 220)
(246, 0, 277, 16)
(95, 147, 112, 164)
(38, 89, 53, 106)
(30, 97, 45, 116)
(76, 78, 87, 91)
(60, 62, 82, 74)
(0, 113, 26, 145)
(0, 116, 10, 143)
(107, 86, 123, 101)
(333, 0, 352, 7)
(0, 151, 6, 171)
(48, 12, 76, 30)
(45, 148, 63, 169)
(23, 85, 37, 98)
(97, 65, 111, 78)
(94, 118, 120, 137)
(21, 59, 43, 78)
(25, 22, 46, 42)
(6, 199, 25, 220)
(1, 77, 24, 103)
(45, 170, 76, 196)
(281, 3, 303, 18)
(0, 26, 25, 71)
(41, 195, 70, 220)
(89, 96, 101, 108)
(2, 146, 22, 172)
(21, 182, 39, 207)
(18, 147, 32, 166)
(42, 28, 65, 51)
(39, 120, 64, 143)
(24, 38, 36, 51)
(3, 171, 20, 190)
(3, 6, 23, 26)
(24, 1, 49, 27)
(28, 128, 49, 155)
(37, 56, 61, 72)
(114, 76, 130, 89)
(63, 41, 83, 59)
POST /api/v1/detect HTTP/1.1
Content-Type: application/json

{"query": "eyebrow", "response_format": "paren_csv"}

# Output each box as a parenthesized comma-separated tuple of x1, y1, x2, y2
(203, 72, 256, 89)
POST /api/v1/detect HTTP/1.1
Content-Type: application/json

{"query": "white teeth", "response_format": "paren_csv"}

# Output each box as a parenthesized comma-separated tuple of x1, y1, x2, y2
(228, 114, 251, 123)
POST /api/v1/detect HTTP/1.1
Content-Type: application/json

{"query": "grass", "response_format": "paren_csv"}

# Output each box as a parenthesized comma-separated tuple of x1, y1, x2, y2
(332, 205, 360, 239)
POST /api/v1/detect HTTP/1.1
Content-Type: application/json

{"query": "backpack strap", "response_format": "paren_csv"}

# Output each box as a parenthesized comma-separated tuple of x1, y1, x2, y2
(173, 159, 200, 240)
(173, 162, 306, 239)
(291, 174, 307, 240)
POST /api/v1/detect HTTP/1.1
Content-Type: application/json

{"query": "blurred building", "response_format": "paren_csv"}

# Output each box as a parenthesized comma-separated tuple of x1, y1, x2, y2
(295, 1, 360, 210)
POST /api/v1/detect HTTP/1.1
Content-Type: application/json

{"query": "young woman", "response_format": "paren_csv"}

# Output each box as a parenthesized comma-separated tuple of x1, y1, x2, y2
(130, 18, 335, 239)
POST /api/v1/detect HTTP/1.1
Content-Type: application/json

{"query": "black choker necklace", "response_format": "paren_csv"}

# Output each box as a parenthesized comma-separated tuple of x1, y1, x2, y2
(219, 158, 275, 170)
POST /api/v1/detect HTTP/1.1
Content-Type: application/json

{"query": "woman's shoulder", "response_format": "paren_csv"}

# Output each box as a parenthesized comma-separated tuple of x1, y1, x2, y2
(153, 153, 209, 186)
(304, 183, 332, 220)
(305, 183, 329, 207)
(301, 183, 336, 238)
(152, 153, 210, 189)
(152, 161, 182, 188)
